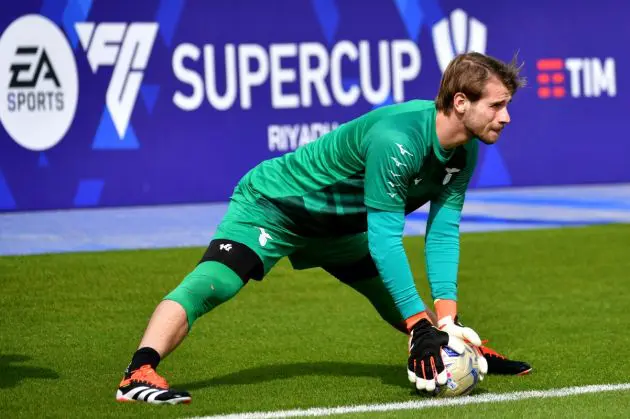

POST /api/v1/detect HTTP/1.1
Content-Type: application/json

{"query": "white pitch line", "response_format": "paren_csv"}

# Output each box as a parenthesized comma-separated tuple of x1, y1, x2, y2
(189, 383, 630, 419)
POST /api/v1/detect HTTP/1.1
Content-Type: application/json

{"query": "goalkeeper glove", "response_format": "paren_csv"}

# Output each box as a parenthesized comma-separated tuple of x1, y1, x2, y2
(434, 299, 489, 376)
(406, 315, 465, 392)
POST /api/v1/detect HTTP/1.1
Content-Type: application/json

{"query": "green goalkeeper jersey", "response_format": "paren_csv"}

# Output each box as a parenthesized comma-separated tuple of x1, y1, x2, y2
(237, 100, 478, 237)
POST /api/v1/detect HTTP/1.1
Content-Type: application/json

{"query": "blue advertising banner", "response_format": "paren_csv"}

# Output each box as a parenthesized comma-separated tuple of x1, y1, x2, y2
(0, 0, 626, 211)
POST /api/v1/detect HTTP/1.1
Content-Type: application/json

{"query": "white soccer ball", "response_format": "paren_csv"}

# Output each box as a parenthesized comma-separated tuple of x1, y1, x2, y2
(435, 339, 483, 397)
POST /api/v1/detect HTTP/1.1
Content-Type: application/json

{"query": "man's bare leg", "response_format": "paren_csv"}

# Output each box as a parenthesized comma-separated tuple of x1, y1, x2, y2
(137, 300, 189, 358)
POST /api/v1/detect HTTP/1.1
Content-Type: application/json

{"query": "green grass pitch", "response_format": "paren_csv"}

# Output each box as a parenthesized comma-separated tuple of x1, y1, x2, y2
(1, 224, 630, 418)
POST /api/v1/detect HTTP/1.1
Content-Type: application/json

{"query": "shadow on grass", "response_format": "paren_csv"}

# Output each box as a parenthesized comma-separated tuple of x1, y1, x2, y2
(0, 354, 59, 389)
(175, 361, 410, 391)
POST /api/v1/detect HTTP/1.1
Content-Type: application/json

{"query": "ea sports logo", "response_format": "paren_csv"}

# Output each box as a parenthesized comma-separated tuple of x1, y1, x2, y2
(0, 14, 79, 151)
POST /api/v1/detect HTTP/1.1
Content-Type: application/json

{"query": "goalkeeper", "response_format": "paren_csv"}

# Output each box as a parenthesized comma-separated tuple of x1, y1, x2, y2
(116, 52, 531, 405)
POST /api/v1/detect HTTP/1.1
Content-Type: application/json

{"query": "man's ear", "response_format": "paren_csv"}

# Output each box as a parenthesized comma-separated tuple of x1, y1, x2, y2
(453, 92, 468, 114)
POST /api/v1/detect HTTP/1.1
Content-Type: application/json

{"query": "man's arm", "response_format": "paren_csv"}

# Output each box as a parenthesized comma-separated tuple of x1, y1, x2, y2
(362, 129, 426, 323)
(424, 202, 461, 305)
(362, 130, 464, 393)
(368, 207, 463, 392)
(367, 208, 425, 323)
(424, 144, 488, 376)
(424, 143, 477, 321)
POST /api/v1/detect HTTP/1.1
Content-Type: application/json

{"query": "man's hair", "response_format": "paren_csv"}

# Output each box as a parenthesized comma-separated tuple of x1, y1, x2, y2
(435, 52, 526, 114)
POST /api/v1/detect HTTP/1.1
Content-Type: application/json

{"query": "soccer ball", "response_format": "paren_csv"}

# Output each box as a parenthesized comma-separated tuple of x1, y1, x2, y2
(435, 339, 483, 397)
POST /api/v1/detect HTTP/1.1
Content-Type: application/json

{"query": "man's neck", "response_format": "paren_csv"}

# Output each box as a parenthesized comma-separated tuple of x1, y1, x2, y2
(435, 110, 473, 149)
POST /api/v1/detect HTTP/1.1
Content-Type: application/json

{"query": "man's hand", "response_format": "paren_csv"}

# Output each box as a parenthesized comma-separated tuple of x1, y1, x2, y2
(407, 318, 465, 392)
(438, 315, 489, 376)
(438, 315, 482, 346)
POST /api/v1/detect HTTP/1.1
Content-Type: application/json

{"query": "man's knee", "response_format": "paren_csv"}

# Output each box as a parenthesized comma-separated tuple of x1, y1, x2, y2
(164, 239, 264, 330)
(322, 253, 379, 284)
(164, 261, 244, 330)
(323, 253, 406, 333)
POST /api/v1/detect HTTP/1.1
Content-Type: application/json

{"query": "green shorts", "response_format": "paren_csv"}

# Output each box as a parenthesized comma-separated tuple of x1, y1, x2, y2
(202, 187, 399, 330)
(212, 187, 371, 278)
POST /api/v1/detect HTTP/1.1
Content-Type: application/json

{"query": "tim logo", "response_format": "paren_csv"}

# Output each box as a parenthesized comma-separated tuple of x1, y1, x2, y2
(432, 9, 487, 74)
(536, 58, 616, 99)
(75, 22, 158, 138)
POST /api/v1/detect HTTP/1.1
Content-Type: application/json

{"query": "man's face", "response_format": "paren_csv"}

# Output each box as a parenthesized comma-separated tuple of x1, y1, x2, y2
(463, 77, 512, 145)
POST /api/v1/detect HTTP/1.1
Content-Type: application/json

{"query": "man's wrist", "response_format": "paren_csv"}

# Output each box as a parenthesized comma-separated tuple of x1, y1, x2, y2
(404, 311, 432, 332)
(434, 299, 457, 322)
